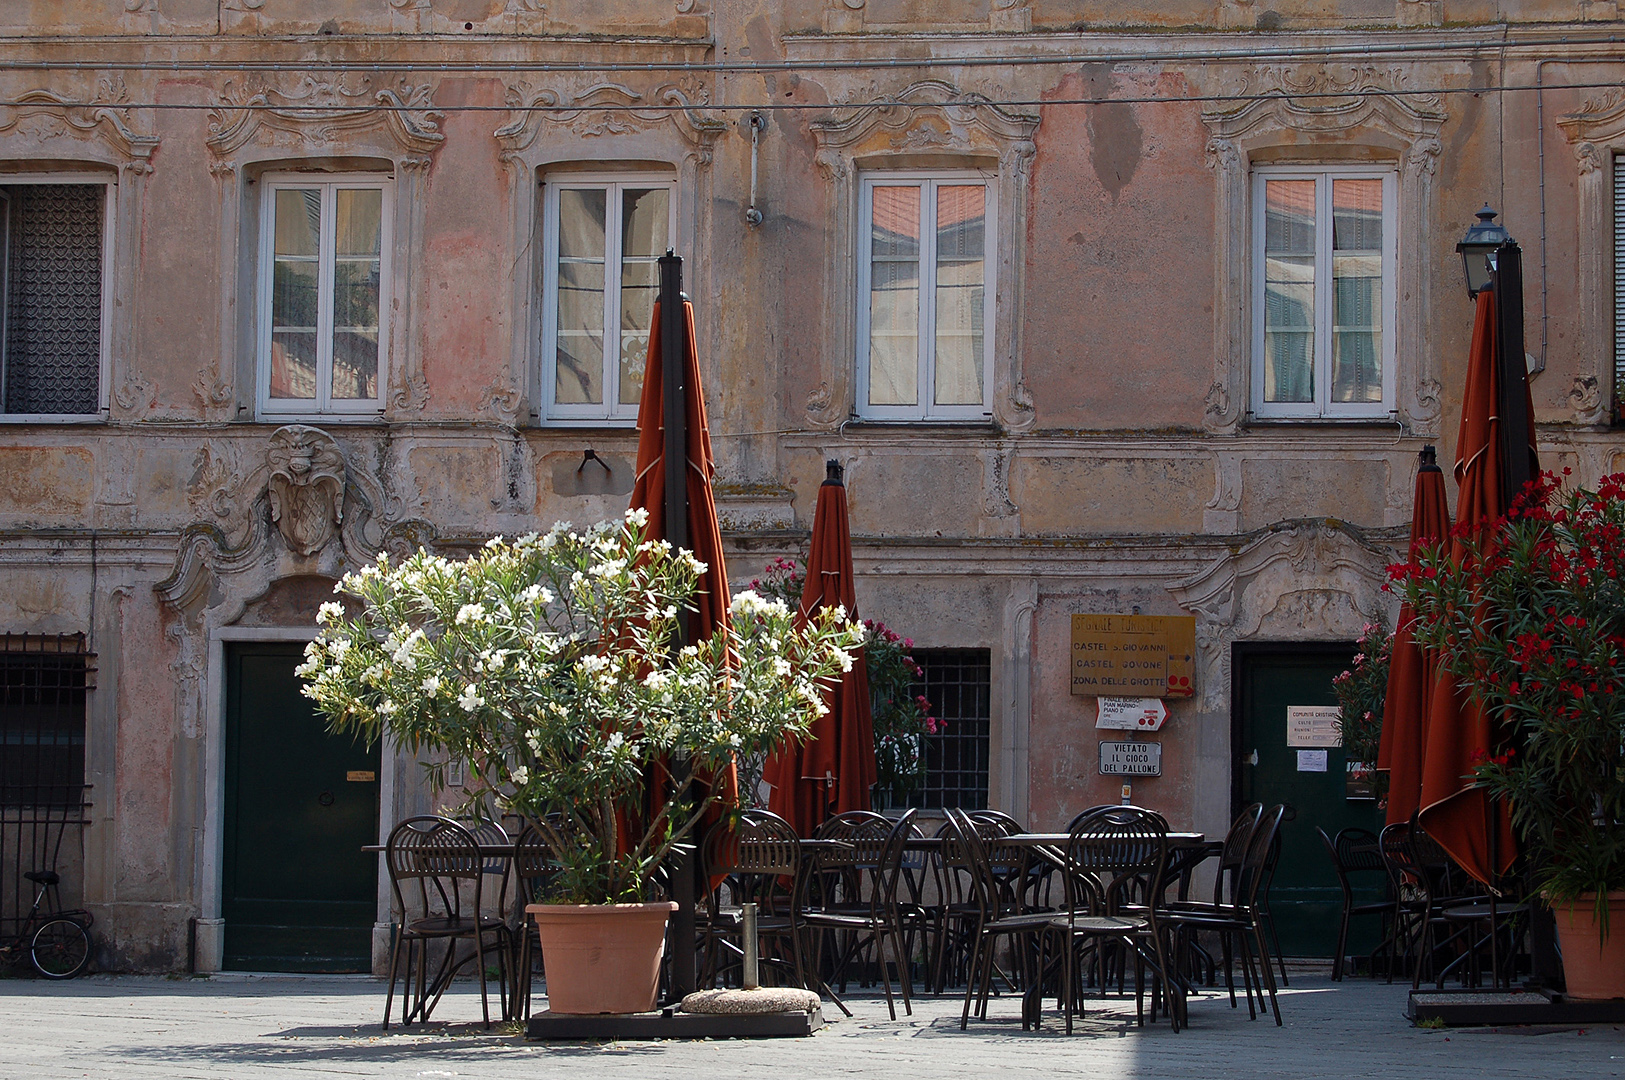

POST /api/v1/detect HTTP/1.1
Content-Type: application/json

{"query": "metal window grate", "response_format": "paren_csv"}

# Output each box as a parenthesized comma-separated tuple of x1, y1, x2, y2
(905, 648, 991, 811)
(1615, 158, 1625, 424)
(2, 184, 103, 415)
(0, 633, 94, 938)
(1, 633, 94, 805)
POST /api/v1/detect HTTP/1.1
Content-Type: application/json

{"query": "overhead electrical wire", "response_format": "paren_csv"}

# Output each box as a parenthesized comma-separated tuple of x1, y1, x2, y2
(0, 27, 1616, 74)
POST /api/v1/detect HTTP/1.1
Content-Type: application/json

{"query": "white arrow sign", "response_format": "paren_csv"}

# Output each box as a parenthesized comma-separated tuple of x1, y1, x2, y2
(1095, 696, 1168, 732)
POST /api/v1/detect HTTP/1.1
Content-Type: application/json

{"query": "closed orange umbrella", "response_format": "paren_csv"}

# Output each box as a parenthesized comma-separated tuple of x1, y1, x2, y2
(765, 461, 877, 834)
(624, 260, 734, 1000)
(1377, 446, 1451, 828)
(1416, 283, 1536, 883)
(629, 296, 731, 647)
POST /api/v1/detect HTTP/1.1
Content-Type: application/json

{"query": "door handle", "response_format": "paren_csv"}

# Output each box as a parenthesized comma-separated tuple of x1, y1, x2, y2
(1245, 750, 1259, 766)
(318, 790, 335, 807)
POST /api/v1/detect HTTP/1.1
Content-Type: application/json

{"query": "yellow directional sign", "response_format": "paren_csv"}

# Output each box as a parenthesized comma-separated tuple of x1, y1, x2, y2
(1069, 614, 1197, 698)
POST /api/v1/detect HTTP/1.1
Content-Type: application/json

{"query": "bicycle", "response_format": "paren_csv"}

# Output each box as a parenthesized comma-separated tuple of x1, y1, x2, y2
(1, 869, 94, 979)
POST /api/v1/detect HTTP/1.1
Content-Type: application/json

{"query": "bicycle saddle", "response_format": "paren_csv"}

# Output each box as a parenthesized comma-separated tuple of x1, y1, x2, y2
(24, 870, 59, 886)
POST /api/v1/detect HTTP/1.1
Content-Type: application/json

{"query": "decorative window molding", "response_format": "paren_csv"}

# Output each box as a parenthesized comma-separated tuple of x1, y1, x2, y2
(808, 80, 1038, 431)
(0, 77, 156, 421)
(822, 0, 1030, 34)
(494, 81, 723, 426)
(1201, 66, 1444, 435)
(1556, 90, 1625, 426)
(206, 76, 444, 160)
(1166, 521, 1397, 712)
(204, 74, 443, 423)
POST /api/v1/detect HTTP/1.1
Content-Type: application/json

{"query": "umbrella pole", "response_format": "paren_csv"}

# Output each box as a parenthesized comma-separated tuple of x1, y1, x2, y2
(658, 250, 698, 1004)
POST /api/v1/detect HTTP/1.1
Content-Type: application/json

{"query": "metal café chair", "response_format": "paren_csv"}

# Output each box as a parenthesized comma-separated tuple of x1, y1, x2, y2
(510, 822, 562, 1020)
(1163, 804, 1288, 1026)
(1164, 802, 1261, 999)
(382, 816, 512, 1028)
(799, 809, 920, 1020)
(1047, 805, 1180, 1034)
(939, 808, 1055, 1030)
(698, 809, 834, 1007)
(1316, 826, 1395, 981)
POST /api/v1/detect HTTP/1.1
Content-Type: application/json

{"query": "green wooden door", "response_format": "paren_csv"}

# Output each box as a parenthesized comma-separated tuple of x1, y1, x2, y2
(223, 642, 380, 971)
(1236, 648, 1385, 959)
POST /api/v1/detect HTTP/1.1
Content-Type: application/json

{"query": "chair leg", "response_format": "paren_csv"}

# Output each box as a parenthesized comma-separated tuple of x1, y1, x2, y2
(1252, 922, 1282, 1026)
(1333, 907, 1351, 981)
(383, 929, 406, 1030)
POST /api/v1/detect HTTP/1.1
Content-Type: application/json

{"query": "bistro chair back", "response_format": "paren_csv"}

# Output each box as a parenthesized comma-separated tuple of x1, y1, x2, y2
(1053, 805, 1176, 1033)
(700, 809, 812, 996)
(799, 808, 919, 1020)
(1211, 803, 1263, 907)
(1316, 826, 1391, 981)
(383, 816, 510, 1029)
(510, 822, 560, 1020)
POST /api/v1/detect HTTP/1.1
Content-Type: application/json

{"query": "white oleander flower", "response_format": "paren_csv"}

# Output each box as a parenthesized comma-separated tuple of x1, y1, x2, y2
(510, 765, 530, 786)
(316, 601, 346, 625)
(421, 675, 442, 695)
(458, 685, 484, 712)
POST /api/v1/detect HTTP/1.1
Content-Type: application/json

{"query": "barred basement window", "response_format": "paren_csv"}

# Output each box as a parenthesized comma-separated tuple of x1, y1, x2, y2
(905, 648, 991, 811)
(0, 183, 108, 416)
(0, 633, 93, 807)
(1614, 156, 1625, 425)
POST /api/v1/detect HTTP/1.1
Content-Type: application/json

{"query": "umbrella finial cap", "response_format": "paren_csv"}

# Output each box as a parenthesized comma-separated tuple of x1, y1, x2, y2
(824, 459, 844, 485)
(1419, 444, 1441, 471)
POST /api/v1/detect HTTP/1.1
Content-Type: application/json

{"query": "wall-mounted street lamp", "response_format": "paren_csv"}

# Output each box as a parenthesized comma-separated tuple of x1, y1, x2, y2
(1456, 204, 1512, 298)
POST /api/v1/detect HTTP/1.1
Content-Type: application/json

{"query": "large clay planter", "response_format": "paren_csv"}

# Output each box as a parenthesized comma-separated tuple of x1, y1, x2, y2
(1553, 892, 1625, 1000)
(527, 902, 677, 1014)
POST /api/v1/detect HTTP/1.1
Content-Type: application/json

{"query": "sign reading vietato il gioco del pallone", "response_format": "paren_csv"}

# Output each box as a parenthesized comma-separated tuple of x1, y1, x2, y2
(1069, 615, 1197, 698)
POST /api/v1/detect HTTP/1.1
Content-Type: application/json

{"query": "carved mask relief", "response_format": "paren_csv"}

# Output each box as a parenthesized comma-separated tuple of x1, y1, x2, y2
(266, 425, 346, 556)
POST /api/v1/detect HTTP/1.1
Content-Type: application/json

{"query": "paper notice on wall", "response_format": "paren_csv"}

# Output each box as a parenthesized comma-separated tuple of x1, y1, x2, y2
(1297, 749, 1329, 773)
(1287, 705, 1343, 748)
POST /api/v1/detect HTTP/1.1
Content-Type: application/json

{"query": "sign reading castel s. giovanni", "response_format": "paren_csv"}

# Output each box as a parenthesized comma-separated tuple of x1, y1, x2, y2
(1070, 614, 1197, 698)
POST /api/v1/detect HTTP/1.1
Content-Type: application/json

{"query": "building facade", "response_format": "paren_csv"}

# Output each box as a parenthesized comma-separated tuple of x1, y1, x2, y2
(2, 1, 1623, 971)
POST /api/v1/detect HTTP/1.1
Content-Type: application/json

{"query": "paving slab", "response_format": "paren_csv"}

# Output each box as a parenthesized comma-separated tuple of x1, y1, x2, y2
(1, 973, 1621, 1079)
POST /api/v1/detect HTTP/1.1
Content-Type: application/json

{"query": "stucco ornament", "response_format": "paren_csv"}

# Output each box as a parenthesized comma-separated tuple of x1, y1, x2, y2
(266, 426, 346, 557)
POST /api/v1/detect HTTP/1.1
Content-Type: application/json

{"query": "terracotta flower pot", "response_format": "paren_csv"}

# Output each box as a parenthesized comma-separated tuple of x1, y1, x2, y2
(1553, 892, 1625, 1000)
(527, 901, 678, 1014)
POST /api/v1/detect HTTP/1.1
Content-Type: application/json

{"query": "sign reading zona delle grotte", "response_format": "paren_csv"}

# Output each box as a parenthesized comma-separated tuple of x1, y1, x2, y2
(1070, 614, 1198, 698)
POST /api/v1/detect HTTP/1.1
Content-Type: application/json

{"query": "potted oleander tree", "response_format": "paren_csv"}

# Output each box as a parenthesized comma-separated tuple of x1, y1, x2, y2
(298, 509, 863, 1013)
(1396, 472, 1625, 999)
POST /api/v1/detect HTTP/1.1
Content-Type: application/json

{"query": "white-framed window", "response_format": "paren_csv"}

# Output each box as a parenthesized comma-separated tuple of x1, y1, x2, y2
(1252, 167, 1397, 419)
(540, 175, 675, 423)
(257, 174, 390, 417)
(0, 176, 112, 420)
(856, 171, 995, 421)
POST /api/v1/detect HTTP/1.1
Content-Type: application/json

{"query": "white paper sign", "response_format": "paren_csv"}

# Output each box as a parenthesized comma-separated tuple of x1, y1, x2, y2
(1095, 696, 1168, 732)
(1297, 749, 1329, 773)
(1287, 705, 1342, 748)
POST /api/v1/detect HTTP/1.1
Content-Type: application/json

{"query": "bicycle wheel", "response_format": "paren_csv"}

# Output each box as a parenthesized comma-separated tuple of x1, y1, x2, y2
(30, 918, 91, 979)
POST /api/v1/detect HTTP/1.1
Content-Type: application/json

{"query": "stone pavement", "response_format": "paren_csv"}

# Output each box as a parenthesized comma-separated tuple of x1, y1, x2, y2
(2, 972, 1621, 1080)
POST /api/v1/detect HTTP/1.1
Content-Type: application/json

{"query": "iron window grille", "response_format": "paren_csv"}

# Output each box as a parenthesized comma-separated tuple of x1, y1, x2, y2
(1614, 155, 1625, 425)
(903, 648, 991, 811)
(0, 633, 94, 939)
(0, 183, 108, 416)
